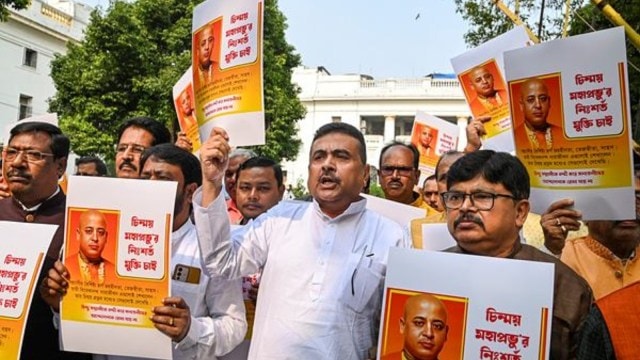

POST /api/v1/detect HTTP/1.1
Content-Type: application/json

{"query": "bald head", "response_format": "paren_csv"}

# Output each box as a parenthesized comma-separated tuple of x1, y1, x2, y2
(470, 66, 496, 99)
(77, 210, 108, 263)
(519, 78, 551, 131)
(435, 151, 464, 195)
(400, 294, 449, 360)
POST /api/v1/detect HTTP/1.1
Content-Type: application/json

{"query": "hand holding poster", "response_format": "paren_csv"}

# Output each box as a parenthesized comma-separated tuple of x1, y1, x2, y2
(173, 66, 202, 153)
(505, 27, 634, 220)
(61, 176, 177, 359)
(451, 26, 531, 152)
(192, 0, 264, 147)
(0, 221, 56, 360)
(410, 111, 459, 179)
(378, 248, 553, 360)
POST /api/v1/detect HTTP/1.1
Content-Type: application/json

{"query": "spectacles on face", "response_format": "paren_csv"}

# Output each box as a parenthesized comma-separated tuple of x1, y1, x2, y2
(380, 166, 414, 177)
(3, 147, 54, 163)
(116, 143, 146, 155)
(441, 191, 517, 211)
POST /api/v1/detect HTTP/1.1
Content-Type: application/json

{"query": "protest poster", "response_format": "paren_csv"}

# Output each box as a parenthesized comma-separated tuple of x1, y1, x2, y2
(0, 221, 57, 360)
(362, 194, 426, 227)
(451, 26, 531, 152)
(60, 176, 176, 359)
(173, 66, 202, 153)
(192, 0, 264, 147)
(505, 26, 634, 220)
(410, 111, 459, 179)
(378, 248, 553, 360)
(421, 223, 456, 251)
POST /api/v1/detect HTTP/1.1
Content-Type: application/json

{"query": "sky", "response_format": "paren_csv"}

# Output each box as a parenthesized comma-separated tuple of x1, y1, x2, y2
(79, 0, 470, 78)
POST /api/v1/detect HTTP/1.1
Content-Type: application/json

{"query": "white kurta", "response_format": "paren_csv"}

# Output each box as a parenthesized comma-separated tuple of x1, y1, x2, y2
(193, 190, 409, 359)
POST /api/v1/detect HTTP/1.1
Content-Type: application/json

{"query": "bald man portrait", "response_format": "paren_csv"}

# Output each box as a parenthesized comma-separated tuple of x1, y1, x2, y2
(65, 209, 116, 285)
(467, 64, 508, 116)
(513, 77, 564, 150)
(383, 294, 449, 360)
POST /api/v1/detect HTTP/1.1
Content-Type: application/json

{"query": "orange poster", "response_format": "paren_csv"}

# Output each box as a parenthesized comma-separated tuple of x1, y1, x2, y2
(173, 67, 202, 153)
(0, 222, 56, 360)
(192, 0, 264, 147)
(60, 176, 176, 359)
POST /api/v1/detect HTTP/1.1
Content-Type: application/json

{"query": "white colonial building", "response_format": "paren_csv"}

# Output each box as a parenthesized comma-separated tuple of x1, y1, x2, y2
(0, 0, 90, 142)
(283, 66, 472, 186)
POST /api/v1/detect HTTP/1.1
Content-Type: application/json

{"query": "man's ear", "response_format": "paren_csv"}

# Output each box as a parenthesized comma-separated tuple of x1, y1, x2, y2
(278, 184, 285, 199)
(399, 317, 405, 335)
(185, 183, 198, 203)
(56, 157, 67, 178)
(515, 199, 530, 228)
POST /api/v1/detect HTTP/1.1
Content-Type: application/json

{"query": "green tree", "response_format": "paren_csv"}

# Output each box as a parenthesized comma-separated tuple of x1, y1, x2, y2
(50, 0, 304, 162)
(0, 0, 29, 22)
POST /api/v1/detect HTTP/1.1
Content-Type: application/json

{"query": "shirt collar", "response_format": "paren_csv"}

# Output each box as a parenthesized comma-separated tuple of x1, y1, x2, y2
(312, 196, 367, 222)
(15, 187, 60, 212)
(172, 218, 194, 239)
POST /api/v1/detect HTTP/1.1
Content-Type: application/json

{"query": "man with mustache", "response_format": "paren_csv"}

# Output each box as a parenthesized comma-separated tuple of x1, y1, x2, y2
(115, 117, 171, 178)
(0, 121, 89, 359)
(443, 150, 592, 360)
(65, 209, 115, 285)
(224, 148, 256, 225)
(235, 156, 284, 225)
(467, 65, 508, 116)
(194, 123, 409, 359)
(541, 162, 640, 300)
(383, 294, 449, 360)
(513, 77, 564, 150)
(378, 142, 437, 216)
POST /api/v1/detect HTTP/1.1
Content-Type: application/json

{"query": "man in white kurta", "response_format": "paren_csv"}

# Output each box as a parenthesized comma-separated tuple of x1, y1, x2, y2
(195, 124, 410, 359)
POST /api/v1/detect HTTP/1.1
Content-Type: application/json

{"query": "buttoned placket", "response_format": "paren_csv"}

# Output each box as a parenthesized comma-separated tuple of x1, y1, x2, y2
(310, 220, 337, 301)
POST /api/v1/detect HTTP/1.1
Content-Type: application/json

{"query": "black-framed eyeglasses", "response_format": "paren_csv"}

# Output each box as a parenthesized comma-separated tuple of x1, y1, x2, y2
(441, 191, 518, 211)
(380, 166, 414, 177)
(3, 147, 54, 163)
(116, 143, 146, 155)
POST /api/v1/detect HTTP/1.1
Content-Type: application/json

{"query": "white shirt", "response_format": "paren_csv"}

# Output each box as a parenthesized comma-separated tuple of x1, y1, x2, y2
(193, 189, 410, 359)
(94, 220, 246, 360)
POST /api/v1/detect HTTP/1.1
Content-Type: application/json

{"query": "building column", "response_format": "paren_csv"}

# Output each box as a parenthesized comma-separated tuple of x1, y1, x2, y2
(384, 115, 396, 143)
(457, 115, 470, 151)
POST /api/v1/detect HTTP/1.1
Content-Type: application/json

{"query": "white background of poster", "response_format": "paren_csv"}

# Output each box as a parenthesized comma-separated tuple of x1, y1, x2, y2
(504, 27, 634, 220)
(192, 0, 264, 147)
(451, 26, 530, 152)
(61, 176, 176, 359)
(421, 223, 456, 251)
(379, 248, 553, 360)
(362, 194, 426, 227)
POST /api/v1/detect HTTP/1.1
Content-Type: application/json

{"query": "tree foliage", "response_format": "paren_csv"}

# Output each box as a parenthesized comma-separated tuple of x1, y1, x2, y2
(0, 0, 29, 22)
(50, 0, 304, 162)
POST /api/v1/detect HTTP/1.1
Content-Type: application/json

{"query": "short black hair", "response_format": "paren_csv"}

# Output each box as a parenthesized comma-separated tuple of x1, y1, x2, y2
(236, 156, 283, 187)
(139, 144, 202, 187)
(311, 122, 366, 164)
(75, 156, 108, 176)
(379, 141, 419, 170)
(447, 150, 530, 200)
(116, 117, 172, 146)
(9, 122, 69, 159)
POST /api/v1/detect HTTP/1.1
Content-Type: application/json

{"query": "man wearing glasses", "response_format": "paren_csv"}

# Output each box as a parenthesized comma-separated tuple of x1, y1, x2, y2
(378, 142, 438, 215)
(115, 117, 171, 178)
(0, 121, 89, 359)
(442, 150, 592, 360)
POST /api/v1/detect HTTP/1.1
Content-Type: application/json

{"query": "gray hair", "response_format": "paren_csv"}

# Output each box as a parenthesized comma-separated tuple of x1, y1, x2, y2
(229, 148, 257, 161)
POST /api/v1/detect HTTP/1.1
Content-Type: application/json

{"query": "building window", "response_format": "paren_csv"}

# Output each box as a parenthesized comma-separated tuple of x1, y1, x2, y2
(23, 48, 38, 68)
(19, 95, 33, 120)
(360, 116, 385, 136)
(331, 116, 342, 123)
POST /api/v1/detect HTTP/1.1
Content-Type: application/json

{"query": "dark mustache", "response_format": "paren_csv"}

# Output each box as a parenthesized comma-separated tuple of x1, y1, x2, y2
(6, 170, 31, 179)
(119, 159, 137, 171)
(320, 172, 339, 183)
(454, 213, 484, 228)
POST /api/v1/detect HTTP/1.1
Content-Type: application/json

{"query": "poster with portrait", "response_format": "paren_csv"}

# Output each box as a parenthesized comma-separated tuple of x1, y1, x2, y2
(451, 26, 531, 152)
(60, 176, 177, 359)
(504, 26, 634, 220)
(378, 248, 553, 360)
(192, 0, 264, 147)
(410, 111, 459, 179)
(173, 66, 202, 153)
(0, 222, 56, 360)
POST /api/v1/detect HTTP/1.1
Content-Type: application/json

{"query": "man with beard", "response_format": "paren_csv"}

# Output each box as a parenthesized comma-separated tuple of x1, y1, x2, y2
(541, 164, 640, 300)
(378, 142, 437, 215)
(1, 121, 89, 359)
(383, 294, 449, 360)
(42, 144, 246, 359)
(467, 65, 508, 116)
(194, 123, 409, 358)
(224, 148, 256, 224)
(442, 150, 591, 359)
(115, 117, 171, 178)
